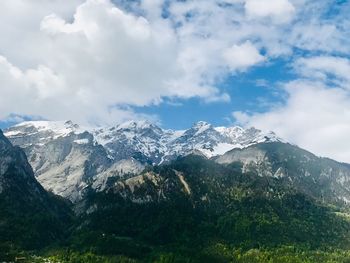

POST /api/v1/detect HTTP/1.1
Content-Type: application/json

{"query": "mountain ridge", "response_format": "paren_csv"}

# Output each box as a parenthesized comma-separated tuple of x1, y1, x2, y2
(3, 120, 281, 201)
(3, 125, 350, 261)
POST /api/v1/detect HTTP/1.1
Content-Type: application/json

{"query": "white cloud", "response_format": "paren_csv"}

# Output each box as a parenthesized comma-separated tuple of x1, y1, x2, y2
(223, 41, 265, 71)
(234, 56, 350, 163)
(0, 0, 228, 125)
(167, 1, 350, 163)
(290, 23, 350, 54)
(294, 56, 350, 83)
(245, 0, 295, 23)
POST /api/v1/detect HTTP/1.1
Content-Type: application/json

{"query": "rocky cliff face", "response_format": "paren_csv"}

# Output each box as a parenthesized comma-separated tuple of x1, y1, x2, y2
(5, 121, 113, 201)
(0, 130, 72, 249)
(0, 129, 44, 199)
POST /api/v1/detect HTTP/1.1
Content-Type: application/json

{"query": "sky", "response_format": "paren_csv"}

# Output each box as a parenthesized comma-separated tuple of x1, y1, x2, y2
(0, 0, 350, 162)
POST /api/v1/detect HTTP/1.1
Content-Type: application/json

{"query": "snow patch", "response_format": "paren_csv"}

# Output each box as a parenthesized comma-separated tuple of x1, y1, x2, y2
(74, 138, 89, 145)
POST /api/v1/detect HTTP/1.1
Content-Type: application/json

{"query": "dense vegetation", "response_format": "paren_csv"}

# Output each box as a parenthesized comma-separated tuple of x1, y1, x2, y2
(2, 155, 350, 262)
(7, 247, 350, 263)
(0, 136, 74, 259)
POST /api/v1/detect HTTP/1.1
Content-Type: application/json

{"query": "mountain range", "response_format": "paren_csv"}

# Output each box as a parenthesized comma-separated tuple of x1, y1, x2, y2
(3, 120, 280, 201)
(2, 120, 350, 262)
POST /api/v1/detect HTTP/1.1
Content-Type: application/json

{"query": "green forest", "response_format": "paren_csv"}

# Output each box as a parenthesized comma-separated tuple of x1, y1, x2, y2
(2, 155, 350, 262)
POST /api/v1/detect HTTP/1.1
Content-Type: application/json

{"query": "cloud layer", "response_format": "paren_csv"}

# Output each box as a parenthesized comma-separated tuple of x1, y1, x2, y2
(0, 0, 184, 124)
(0, 0, 295, 125)
(234, 54, 350, 162)
(227, 0, 350, 163)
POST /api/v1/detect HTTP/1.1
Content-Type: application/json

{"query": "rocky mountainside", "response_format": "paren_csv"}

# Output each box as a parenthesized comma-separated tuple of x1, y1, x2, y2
(4, 120, 279, 201)
(4, 121, 112, 201)
(81, 142, 350, 211)
(3, 124, 350, 261)
(74, 154, 350, 260)
(5, 119, 350, 211)
(6, 120, 350, 208)
(0, 130, 72, 250)
(215, 142, 350, 206)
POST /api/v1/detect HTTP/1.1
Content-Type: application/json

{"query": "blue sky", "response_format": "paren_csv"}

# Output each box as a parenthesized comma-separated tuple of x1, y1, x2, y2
(1, 0, 350, 162)
(0, 57, 293, 130)
(133, 58, 293, 130)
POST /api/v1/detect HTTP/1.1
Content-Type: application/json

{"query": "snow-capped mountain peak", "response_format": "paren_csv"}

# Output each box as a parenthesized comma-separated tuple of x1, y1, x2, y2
(117, 120, 158, 130)
(215, 126, 244, 138)
(3, 120, 282, 201)
(5, 120, 282, 161)
(8, 120, 82, 139)
(191, 121, 212, 135)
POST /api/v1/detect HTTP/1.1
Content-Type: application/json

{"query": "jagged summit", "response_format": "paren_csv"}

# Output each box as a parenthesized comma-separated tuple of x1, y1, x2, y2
(13, 120, 79, 130)
(117, 120, 158, 130)
(7, 120, 83, 141)
(191, 120, 212, 130)
(3, 120, 281, 201)
(5, 119, 282, 161)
